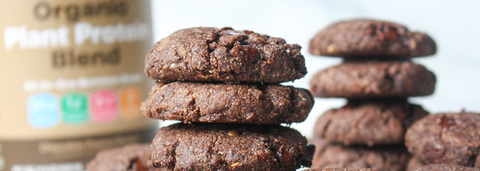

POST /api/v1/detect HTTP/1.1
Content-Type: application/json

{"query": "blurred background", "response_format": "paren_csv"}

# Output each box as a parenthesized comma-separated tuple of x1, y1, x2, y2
(152, 0, 480, 138)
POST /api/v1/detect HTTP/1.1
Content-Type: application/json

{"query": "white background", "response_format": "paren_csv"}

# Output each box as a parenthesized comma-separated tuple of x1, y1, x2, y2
(151, 0, 480, 138)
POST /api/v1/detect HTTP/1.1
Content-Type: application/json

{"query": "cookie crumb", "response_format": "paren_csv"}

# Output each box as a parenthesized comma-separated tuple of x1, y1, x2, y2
(169, 63, 177, 69)
(228, 130, 237, 136)
(231, 162, 240, 167)
(326, 44, 336, 54)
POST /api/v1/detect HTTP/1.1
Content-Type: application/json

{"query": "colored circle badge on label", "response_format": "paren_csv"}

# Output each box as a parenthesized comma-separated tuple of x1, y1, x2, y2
(120, 87, 142, 120)
(62, 93, 88, 125)
(27, 93, 59, 129)
(90, 90, 118, 123)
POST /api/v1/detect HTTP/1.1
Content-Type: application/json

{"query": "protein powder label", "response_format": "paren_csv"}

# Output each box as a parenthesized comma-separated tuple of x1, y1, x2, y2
(0, 0, 155, 170)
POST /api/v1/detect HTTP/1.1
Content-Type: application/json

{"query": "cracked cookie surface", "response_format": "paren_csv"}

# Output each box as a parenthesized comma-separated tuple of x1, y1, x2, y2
(151, 123, 314, 171)
(405, 112, 480, 168)
(313, 99, 428, 146)
(141, 81, 314, 124)
(309, 19, 436, 58)
(309, 137, 410, 171)
(309, 61, 436, 98)
(145, 27, 307, 83)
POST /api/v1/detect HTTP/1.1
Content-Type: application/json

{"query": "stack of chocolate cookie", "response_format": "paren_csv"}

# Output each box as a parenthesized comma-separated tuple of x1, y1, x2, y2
(140, 27, 315, 170)
(307, 19, 437, 170)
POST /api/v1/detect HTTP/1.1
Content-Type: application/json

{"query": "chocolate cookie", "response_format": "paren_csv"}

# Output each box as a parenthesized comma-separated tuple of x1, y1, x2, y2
(415, 164, 480, 171)
(309, 138, 410, 171)
(405, 111, 480, 168)
(309, 19, 436, 58)
(406, 157, 426, 171)
(151, 123, 314, 171)
(406, 158, 480, 171)
(313, 99, 428, 146)
(304, 168, 373, 171)
(309, 61, 436, 98)
(145, 27, 307, 83)
(141, 81, 314, 124)
(86, 144, 167, 171)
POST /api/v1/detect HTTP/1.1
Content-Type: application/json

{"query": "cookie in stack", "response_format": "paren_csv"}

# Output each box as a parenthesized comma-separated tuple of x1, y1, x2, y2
(308, 137, 409, 171)
(413, 164, 480, 171)
(303, 168, 373, 171)
(141, 27, 315, 170)
(86, 144, 167, 171)
(405, 111, 480, 170)
(307, 19, 437, 170)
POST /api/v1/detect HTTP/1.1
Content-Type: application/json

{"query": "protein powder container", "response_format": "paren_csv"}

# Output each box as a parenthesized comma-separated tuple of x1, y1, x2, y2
(0, 0, 157, 170)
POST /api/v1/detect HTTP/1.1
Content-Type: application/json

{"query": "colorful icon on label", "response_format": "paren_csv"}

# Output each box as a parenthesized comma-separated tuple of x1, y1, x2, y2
(62, 93, 88, 125)
(120, 87, 142, 120)
(27, 93, 59, 128)
(90, 90, 118, 123)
